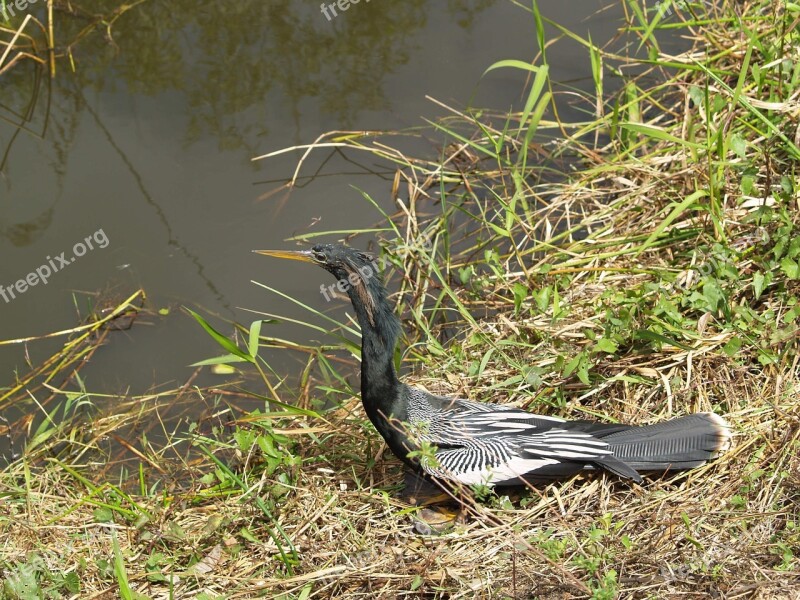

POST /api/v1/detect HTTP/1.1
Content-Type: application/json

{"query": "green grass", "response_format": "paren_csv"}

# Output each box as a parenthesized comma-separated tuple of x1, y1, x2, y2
(2, 0, 800, 597)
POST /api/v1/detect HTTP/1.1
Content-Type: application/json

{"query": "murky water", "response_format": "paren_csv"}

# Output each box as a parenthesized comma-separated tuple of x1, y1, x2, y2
(0, 1, 685, 416)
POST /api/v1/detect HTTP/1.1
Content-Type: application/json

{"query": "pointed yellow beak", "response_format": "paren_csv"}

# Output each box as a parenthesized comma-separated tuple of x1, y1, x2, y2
(253, 249, 317, 263)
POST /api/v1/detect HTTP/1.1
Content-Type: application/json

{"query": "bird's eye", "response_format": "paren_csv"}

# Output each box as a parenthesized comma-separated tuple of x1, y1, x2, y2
(313, 251, 326, 262)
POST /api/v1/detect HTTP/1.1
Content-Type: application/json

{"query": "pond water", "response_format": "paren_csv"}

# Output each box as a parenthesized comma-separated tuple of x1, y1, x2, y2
(0, 1, 683, 429)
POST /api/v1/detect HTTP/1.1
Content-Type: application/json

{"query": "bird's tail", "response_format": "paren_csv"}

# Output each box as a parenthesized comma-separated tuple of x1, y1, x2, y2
(601, 412, 731, 473)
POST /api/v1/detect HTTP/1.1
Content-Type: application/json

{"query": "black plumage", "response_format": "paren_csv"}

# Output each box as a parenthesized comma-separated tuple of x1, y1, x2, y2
(256, 244, 730, 487)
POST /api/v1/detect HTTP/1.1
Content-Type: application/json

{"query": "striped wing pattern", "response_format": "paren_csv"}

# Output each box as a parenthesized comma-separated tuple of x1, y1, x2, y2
(404, 387, 614, 485)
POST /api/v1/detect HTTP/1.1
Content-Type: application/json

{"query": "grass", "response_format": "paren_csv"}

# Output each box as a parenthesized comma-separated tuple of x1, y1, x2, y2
(3, 0, 800, 597)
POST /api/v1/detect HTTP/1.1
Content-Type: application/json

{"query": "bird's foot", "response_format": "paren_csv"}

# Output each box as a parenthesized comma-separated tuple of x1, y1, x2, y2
(400, 469, 451, 506)
(412, 507, 463, 536)
(401, 470, 466, 535)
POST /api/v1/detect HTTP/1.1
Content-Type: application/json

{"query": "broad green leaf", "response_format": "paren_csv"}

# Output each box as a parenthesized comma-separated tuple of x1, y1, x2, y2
(242, 388, 321, 418)
(512, 283, 528, 313)
(729, 133, 746, 158)
(752, 271, 767, 299)
(248, 319, 263, 358)
(722, 336, 742, 356)
(563, 352, 583, 378)
(577, 360, 590, 385)
(186, 308, 253, 363)
(483, 59, 546, 77)
(620, 123, 703, 149)
(780, 257, 800, 279)
(191, 354, 249, 367)
(594, 338, 619, 354)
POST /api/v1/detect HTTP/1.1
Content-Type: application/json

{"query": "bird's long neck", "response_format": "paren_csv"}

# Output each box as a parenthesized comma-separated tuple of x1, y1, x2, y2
(344, 274, 410, 452)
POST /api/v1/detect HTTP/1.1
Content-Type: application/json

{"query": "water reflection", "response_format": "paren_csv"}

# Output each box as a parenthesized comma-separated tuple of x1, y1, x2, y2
(3, 0, 499, 173)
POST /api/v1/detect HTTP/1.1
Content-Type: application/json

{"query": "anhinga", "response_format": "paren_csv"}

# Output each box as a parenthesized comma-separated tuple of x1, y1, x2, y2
(256, 244, 730, 487)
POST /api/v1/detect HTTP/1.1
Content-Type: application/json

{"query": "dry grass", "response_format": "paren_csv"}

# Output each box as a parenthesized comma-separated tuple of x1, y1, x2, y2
(1, 363, 797, 598)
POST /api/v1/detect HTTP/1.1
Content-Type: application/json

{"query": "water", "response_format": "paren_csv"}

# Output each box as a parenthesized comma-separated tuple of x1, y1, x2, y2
(0, 1, 682, 426)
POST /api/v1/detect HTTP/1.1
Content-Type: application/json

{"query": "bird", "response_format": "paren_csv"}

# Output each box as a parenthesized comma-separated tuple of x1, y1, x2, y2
(256, 243, 730, 489)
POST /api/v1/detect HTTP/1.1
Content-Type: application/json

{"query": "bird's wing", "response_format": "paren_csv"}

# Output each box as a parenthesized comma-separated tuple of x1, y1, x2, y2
(421, 437, 561, 485)
(409, 388, 612, 483)
(417, 395, 602, 444)
(419, 432, 617, 485)
(403, 388, 640, 484)
(446, 397, 569, 434)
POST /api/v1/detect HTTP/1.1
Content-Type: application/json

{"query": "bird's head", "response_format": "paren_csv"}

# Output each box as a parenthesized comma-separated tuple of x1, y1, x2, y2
(255, 243, 375, 280)
(255, 243, 384, 325)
